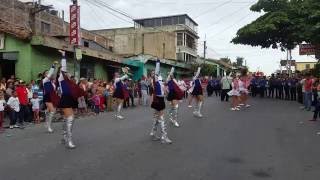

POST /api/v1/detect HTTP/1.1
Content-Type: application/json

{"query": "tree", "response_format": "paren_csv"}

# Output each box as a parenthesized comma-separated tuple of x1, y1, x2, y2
(190, 63, 217, 77)
(231, 0, 320, 51)
(236, 57, 244, 67)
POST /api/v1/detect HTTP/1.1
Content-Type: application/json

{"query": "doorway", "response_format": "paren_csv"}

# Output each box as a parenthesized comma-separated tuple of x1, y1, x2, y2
(0, 60, 15, 79)
(0, 52, 17, 79)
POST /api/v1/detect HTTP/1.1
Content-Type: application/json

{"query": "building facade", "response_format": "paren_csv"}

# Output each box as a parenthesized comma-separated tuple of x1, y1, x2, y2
(0, 0, 119, 82)
(295, 61, 317, 72)
(92, 14, 199, 63)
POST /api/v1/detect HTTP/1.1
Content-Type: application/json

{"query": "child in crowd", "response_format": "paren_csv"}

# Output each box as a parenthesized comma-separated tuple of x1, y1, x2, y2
(0, 91, 6, 132)
(7, 91, 21, 129)
(30, 93, 40, 124)
(91, 90, 100, 115)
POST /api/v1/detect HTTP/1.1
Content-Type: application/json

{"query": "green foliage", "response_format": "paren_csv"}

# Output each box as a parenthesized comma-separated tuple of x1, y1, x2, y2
(190, 63, 217, 77)
(232, 0, 320, 51)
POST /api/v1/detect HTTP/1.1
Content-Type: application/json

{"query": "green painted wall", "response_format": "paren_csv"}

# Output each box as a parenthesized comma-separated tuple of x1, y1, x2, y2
(0, 34, 110, 82)
(31, 46, 74, 81)
(0, 35, 32, 81)
(94, 60, 108, 80)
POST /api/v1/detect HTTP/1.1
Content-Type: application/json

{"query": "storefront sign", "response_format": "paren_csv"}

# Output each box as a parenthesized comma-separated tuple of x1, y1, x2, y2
(299, 44, 316, 55)
(0, 33, 4, 49)
(69, 5, 80, 45)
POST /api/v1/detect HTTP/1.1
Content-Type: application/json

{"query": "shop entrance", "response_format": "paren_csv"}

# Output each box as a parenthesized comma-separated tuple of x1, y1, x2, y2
(0, 52, 17, 79)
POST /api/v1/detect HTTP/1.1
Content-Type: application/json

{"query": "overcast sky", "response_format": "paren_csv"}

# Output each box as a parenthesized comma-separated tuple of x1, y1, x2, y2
(23, 0, 317, 74)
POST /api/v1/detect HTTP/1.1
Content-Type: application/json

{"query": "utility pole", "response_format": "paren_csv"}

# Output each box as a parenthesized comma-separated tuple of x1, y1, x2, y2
(289, 49, 292, 77)
(203, 35, 207, 60)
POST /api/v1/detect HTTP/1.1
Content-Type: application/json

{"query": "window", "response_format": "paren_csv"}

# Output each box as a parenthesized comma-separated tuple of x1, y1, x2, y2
(162, 17, 172, 26)
(306, 64, 310, 69)
(109, 46, 113, 52)
(177, 33, 183, 46)
(84, 41, 89, 47)
(172, 16, 179, 24)
(155, 18, 162, 26)
(144, 19, 154, 27)
(40, 22, 51, 34)
(176, 52, 184, 61)
(83, 41, 89, 47)
(178, 16, 185, 24)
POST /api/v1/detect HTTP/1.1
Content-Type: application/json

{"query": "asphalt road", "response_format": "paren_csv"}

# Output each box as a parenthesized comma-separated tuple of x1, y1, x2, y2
(0, 96, 320, 180)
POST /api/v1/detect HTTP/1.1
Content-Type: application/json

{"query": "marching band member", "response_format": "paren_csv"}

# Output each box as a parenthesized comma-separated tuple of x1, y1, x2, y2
(58, 50, 82, 149)
(228, 73, 241, 111)
(150, 60, 172, 144)
(191, 67, 204, 117)
(42, 61, 59, 133)
(239, 69, 251, 108)
(113, 68, 129, 120)
(166, 67, 183, 127)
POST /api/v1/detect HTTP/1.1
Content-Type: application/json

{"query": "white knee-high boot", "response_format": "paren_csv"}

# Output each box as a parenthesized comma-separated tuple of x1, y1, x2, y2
(150, 112, 160, 141)
(65, 116, 76, 149)
(197, 101, 203, 118)
(116, 102, 124, 119)
(159, 115, 172, 144)
(46, 112, 55, 133)
(61, 118, 67, 144)
(171, 104, 179, 127)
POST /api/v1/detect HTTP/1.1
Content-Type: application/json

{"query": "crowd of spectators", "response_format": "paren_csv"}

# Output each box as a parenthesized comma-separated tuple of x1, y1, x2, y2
(0, 73, 193, 133)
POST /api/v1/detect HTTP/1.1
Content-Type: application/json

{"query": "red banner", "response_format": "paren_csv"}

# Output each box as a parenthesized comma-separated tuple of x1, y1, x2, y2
(69, 5, 80, 45)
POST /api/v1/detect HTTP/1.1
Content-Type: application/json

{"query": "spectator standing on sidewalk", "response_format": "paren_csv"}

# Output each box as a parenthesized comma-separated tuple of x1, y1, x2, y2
(16, 80, 30, 124)
(301, 73, 313, 111)
(0, 91, 5, 132)
(30, 93, 40, 124)
(220, 73, 232, 102)
(310, 80, 320, 121)
(5, 83, 14, 100)
(7, 91, 21, 129)
(140, 76, 149, 106)
(0, 78, 6, 91)
(106, 81, 114, 112)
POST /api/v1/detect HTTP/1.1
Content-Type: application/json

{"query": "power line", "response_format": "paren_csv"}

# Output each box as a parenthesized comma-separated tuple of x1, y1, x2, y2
(132, 1, 256, 6)
(90, 0, 134, 19)
(203, 3, 253, 31)
(83, 0, 134, 24)
(82, 0, 110, 28)
(194, 0, 233, 19)
(207, 12, 252, 39)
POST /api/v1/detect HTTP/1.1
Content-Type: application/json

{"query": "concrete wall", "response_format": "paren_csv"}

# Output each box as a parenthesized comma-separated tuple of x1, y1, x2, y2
(144, 31, 176, 60)
(94, 28, 177, 60)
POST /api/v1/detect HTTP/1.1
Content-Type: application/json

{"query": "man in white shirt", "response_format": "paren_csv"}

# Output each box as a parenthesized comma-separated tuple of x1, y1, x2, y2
(7, 91, 21, 129)
(220, 73, 233, 102)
